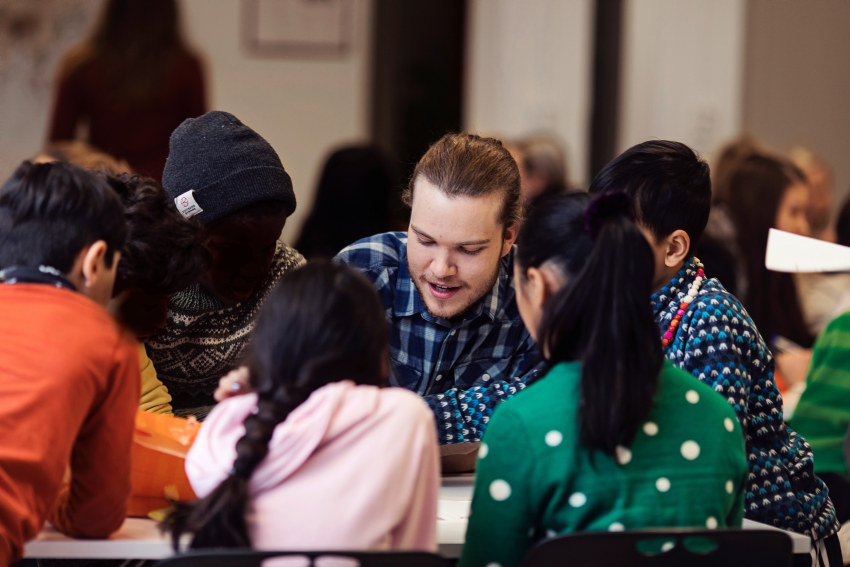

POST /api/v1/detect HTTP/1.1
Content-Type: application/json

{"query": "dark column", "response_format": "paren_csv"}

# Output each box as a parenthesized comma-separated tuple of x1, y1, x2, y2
(588, 0, 624, 180)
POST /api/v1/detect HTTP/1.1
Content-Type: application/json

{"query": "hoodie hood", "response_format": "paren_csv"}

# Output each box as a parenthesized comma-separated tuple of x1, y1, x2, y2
(186, 380, 381, 498)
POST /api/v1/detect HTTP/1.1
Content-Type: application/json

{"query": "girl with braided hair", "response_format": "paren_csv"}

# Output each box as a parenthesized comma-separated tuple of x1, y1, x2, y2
(459, 193, 748, 567)
(165, 261, 439, 550)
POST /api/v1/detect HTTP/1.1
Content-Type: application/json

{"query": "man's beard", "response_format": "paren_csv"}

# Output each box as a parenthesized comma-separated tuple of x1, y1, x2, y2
(408, 259, 500, 320)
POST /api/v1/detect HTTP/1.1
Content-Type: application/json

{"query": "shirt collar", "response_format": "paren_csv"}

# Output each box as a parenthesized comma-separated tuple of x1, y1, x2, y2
(651, 256, 700, 315)
(393, 245, 514, 325)
(0, 265, 76, 292)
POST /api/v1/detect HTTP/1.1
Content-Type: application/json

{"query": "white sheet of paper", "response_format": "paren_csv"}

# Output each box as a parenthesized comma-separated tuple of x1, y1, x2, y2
(765, 228, 850, 273)
(437, 499, 471, 521)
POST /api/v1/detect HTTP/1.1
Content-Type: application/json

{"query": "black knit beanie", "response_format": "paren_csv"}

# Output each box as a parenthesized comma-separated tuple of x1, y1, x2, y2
(162, 110, 296, 225)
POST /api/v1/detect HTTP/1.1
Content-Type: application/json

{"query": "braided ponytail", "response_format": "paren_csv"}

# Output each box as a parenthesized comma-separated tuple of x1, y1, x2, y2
(164, 261, 389, 549)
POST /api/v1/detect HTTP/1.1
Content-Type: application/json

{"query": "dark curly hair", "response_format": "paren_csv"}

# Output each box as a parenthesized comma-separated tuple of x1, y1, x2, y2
(104, 173, 206, 296)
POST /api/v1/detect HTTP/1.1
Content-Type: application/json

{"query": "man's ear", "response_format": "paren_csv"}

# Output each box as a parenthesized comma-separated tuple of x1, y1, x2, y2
(663, 229, 691, 268)
(501, 223, 519, 257)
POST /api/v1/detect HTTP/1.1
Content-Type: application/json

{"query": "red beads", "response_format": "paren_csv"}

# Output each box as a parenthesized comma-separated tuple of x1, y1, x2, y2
(662, 260, 704, 351)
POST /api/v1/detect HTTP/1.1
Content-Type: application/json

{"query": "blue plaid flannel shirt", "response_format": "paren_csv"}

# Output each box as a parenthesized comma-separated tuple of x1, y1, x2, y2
(336, 232, 542, 444)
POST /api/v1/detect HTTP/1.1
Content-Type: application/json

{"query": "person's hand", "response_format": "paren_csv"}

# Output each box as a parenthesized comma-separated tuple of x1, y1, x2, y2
(214, 366, 251, 402)
(775, 348, 813, 388)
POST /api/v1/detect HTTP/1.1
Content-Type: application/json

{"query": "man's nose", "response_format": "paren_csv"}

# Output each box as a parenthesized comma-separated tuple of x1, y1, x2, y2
(430, 249, 456, 279)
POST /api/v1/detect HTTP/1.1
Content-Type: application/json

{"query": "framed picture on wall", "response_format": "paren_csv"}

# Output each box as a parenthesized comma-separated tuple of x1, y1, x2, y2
(242, 0, 352, 57)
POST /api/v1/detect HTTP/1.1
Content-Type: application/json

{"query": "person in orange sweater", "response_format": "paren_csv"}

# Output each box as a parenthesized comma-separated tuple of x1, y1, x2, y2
(0, 160, 141, 565)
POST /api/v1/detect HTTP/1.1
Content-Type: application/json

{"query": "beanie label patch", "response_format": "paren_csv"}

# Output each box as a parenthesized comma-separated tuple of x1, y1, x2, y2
(174, 190, 203, 218)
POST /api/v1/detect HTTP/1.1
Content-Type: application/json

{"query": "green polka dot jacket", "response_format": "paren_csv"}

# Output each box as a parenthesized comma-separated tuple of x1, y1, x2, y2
(459, 360, 748, 567)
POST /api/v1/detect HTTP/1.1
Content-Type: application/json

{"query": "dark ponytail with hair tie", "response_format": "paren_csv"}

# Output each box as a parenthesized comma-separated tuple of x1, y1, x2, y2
(517, 191, 662, 457)
(582, 192, 633, 240)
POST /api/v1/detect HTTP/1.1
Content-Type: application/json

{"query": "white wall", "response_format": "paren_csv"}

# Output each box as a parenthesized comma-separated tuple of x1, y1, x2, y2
(181, 0, 374, 243)
(464, 0, 594, 188)
(743, 0, 850, 210)
(619, 0, 746, 164)
(0, 0, 99, 181)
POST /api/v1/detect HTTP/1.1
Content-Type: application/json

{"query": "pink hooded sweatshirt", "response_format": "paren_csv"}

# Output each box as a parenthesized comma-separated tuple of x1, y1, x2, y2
(186, 381, 439, 551)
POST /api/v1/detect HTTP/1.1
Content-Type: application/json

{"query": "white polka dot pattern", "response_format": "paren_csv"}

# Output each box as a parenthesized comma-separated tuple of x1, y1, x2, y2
(545, 430, 563, 447)
(680, 440, 700, 460)
(489, 479, 511, 501)
(615, 445, 632, 465)
(568, 492, 587, 507)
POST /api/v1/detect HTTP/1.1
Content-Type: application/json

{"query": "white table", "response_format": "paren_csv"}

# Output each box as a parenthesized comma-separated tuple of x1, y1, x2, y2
(25, 518, 176, 560)
(435, 474, 474, 557)
(23, 476, 810, 561)
(741, 519, 811, 555)
(24, 475, 474, 560)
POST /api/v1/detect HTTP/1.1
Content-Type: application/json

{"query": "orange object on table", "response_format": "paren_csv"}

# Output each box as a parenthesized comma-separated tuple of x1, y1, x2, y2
(129, 410, 200, 516)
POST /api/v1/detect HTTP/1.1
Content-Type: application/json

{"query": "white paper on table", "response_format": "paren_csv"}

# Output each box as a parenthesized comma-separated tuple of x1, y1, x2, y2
(765, 228, 850, 273)
(438, 499, 471, 521)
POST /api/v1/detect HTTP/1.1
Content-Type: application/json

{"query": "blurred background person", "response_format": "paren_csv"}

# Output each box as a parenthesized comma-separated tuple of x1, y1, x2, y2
(787, 200, 850, 519)
(46, 0, 206, 181)
(725, 151, 814, 392)
(37, 140, 131, 175)
(694, 134, 766, 298)
(294, 144, 402, 260)
(788, 299, 850, 523)
(711, 134, 767, 206)
(790, 146, 836, 243)
(789, 147, 850, 338)
(507, 133, 570, 208)
(795, 196, 850, 338)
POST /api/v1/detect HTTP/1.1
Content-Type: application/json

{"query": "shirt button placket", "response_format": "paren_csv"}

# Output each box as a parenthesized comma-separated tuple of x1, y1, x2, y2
(431, 326, 458, 392)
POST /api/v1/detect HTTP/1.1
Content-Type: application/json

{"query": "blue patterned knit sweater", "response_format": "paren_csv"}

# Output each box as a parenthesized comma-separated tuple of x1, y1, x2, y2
(654, 258, 837, 539)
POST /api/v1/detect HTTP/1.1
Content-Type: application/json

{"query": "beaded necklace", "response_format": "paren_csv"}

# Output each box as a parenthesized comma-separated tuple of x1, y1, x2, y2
(661, 259, 705, 350)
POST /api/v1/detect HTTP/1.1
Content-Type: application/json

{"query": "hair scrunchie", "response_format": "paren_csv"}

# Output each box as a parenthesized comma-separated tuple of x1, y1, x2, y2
(582, 192, 633, 241)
